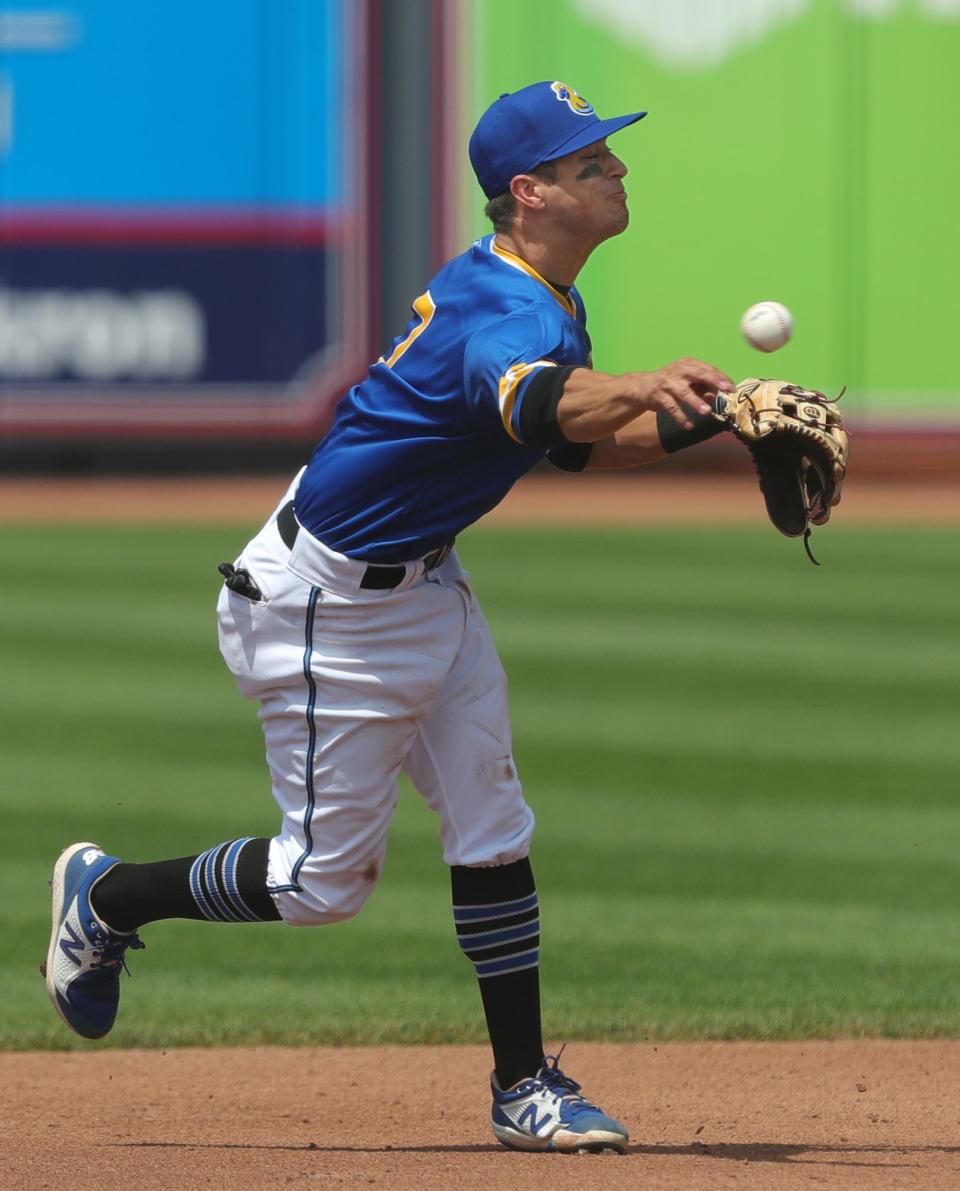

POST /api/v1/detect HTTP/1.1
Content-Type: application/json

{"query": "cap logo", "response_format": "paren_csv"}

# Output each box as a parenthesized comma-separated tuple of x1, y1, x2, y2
(550, 82, 594, 116)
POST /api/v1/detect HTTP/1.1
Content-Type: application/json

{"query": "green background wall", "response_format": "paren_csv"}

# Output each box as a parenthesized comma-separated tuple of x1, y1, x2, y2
(466, 0, 960, 425)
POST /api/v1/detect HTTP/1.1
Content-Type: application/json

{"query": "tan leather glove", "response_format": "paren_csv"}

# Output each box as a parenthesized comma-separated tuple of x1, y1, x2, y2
(716, 378, 849, 563)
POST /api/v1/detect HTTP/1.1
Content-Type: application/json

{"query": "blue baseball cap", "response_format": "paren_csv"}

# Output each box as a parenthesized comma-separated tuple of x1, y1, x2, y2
(469, 81, 646, 199)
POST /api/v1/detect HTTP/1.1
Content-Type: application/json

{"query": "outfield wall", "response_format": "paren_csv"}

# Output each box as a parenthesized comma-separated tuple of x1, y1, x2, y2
(0, 0, 461, 456)
(1, 1, 957, 467)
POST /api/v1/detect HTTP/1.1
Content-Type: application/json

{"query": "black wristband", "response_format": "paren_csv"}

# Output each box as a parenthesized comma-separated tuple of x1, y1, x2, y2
(656, 404, 726, 454)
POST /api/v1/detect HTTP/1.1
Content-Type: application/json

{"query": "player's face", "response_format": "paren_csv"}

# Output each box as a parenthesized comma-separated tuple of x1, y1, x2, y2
(544, 138, 630, 243)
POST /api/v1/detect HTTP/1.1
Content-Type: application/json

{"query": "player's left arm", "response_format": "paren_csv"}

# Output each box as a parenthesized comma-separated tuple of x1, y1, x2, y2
(584, 411, 665, 469)
(530, 367, 731, 472)
(584, 402, 727, 469)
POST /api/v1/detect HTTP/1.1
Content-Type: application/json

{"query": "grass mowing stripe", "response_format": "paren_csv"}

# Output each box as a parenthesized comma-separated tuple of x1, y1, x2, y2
(512, 699, 954, 766)
(2, 522, 959, 1048)
(490, 615, 957, 680)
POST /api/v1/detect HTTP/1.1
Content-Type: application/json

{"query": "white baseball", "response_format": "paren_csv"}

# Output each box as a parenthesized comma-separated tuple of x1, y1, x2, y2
(740, 301, 793, 352)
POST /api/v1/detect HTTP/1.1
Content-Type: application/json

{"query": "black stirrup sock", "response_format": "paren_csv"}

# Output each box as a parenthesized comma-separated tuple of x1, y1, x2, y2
(91, 837, 282, 931)
(451, 857, 544, 1089)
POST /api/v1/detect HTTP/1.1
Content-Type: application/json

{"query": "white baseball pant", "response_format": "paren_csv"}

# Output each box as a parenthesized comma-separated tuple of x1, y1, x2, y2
(216, 474, 535, 926)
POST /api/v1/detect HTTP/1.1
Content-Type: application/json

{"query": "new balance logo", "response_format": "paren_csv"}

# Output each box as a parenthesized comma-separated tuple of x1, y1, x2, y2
(517, 1103, 552, 1136)
(82, 849, 103, 866)
(58, 920, 86, 967)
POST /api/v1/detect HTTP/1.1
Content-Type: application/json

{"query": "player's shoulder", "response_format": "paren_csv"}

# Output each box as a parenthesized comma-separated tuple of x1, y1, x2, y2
(424, 237, 544, 335)
(429, 236, 588, 365)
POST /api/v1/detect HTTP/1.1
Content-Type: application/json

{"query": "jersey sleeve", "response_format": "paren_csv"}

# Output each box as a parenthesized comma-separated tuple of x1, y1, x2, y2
(463, 308, 586, 444)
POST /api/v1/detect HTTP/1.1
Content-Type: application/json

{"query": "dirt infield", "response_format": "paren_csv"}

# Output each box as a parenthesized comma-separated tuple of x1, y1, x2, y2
(4, 1042, 960, 1189)
(1, 469, 958, 526)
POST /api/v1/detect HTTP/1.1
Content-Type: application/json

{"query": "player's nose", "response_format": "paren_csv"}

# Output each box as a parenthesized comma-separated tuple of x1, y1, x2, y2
(609, 153, 628, 179)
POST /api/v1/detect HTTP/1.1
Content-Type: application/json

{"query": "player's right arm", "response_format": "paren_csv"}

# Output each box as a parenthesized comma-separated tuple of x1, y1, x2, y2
(556, 358, 733, 443)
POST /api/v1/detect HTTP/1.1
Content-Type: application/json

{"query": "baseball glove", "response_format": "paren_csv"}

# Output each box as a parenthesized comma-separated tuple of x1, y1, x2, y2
(715, 377, 849, 564)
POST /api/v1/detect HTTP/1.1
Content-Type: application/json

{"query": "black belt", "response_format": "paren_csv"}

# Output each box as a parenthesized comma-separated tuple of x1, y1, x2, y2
(276, 500, 452, 590)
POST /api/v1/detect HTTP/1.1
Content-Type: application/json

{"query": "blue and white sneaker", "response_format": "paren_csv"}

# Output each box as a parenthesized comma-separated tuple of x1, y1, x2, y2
(491, 1052, 629, 1154)
(43, 842, 144, 1040)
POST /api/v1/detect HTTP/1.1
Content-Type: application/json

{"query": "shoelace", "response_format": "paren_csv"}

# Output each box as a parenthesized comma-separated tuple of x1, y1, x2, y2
(536, 1052, 602, 1116)
(91, 928, 145, 974)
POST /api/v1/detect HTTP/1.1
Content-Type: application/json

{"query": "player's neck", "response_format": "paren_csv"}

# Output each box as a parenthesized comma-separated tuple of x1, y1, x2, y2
(492, 229, 591, 289)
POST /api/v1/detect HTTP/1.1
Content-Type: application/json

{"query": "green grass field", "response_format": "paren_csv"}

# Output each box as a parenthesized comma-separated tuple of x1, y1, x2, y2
(3, 520, 958, 1050)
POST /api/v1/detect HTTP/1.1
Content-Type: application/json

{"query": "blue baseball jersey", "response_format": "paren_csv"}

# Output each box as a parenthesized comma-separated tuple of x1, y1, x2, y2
(294, 234, 592, 562)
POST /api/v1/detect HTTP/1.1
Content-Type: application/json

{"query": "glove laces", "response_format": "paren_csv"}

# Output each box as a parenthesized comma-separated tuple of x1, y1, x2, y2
(802, 528, 820, 566)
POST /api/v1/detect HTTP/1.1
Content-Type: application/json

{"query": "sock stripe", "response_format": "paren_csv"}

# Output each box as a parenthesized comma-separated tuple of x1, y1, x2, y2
(462, 932, 540, 966)
(202, 845, 244, 923)
(222, 837, 260, 923)
(188, 853, 218, 922)
(459, 921, 540, 951)
(453, 891, 539, 924)
(474, 947, 541, 978)
(455, 888, 540, 981)
(455, 906, 539, 937)
(189, 840, 270, 923)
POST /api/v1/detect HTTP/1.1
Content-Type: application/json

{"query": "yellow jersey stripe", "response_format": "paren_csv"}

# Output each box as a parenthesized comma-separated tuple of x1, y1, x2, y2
(498, 359, 557, 443)
(381, 291, 437, 369)
(490, 242, 577, 318)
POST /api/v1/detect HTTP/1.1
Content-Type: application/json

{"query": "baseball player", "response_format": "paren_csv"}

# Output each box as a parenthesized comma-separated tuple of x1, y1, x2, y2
(45, 81, 733, 1154)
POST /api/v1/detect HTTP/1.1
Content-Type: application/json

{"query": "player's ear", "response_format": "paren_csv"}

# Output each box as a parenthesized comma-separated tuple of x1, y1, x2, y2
(510, 173, 548, 213)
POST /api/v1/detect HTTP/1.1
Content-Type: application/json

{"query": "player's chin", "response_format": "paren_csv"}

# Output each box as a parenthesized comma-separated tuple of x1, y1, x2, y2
(608, 203, 630, 233)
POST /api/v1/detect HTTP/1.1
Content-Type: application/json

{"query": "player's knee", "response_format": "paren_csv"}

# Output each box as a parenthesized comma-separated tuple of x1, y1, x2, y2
(442, 807, 536, 868)
(274, 863, 380, 927)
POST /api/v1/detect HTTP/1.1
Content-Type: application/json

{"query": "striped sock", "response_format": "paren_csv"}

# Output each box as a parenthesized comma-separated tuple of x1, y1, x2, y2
(451, 859, 544, 1089)
(454, 890, 541, 978)
(189, 838, 266, 923)
(91, 837, 281, 931)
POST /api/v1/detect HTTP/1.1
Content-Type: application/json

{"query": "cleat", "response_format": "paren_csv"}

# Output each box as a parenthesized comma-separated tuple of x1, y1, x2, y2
(44, 842, 144, 1039)
(490, 1051, 629, 1154)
